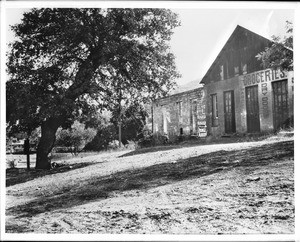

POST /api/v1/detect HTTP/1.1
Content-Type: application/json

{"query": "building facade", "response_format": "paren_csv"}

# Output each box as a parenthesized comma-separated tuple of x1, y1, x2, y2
(204, 68, 294, 136)
(152, 87, 206, 142)
(201, 26, 294, 136)
(152, 25, 293, 140)
(201, 25, 294, 136)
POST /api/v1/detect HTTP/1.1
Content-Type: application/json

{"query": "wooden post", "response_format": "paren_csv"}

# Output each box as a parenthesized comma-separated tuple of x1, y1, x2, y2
(24, 138, 30, 170)
(117, 88, 123, 149)
(118, 119, 122, 148)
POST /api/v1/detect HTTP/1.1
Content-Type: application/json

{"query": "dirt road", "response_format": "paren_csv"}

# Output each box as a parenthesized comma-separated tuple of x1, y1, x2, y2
(6, 136, 294, 234)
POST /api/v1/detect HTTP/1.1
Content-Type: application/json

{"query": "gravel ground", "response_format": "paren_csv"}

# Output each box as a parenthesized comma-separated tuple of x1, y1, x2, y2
(5, 135, 294, 234)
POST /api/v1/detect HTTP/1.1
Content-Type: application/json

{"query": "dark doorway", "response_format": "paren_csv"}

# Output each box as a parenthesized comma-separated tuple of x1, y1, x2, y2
(272, 80, 289, 130)
(224, 90, 236, 133)
(246, 85, 260, 133)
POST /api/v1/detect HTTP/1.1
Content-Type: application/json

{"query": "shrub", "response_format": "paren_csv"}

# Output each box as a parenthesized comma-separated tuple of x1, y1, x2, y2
(108, 140, 123, 149)
(7, 159, 16, 169)
(84, 124, 117, 151)
(138, 133, 154, 148)
(138, 132, 171, 147)
(55, 121, 97, 156)
(282, 115, 294, 130)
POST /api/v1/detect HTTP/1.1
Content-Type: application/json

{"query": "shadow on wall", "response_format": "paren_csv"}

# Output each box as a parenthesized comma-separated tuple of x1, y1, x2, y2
(7, 140, 293, 219)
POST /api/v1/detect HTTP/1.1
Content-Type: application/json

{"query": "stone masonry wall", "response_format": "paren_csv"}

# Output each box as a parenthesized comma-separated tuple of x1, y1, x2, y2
(152, 87, 206, 142)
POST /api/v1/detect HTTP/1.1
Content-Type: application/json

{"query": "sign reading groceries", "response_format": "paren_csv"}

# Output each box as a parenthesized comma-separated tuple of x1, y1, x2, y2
(242, 68, 287, 86)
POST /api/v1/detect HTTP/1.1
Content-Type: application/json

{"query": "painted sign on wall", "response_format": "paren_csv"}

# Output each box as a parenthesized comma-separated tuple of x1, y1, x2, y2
(242, 68, 287, 87)
(241, 68, 288, 120)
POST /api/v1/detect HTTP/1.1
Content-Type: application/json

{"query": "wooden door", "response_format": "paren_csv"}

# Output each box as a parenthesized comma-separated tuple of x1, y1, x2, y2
(272, 80, 288, 130)
(224, 90, 236, 133)
(246, 85, 260, 133)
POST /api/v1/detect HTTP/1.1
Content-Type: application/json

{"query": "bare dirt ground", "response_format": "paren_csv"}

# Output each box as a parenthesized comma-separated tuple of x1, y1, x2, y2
(5, 134, 294, 234)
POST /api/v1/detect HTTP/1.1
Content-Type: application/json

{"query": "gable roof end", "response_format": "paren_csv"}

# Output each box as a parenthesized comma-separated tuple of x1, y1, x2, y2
(199, 25, 273, 85)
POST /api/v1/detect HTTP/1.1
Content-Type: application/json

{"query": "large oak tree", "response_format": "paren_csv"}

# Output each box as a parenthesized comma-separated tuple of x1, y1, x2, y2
(7, 8, 180, 169)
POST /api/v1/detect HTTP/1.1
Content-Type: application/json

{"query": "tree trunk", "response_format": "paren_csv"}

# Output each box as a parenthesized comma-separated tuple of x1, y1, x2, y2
(36, 117, 63, 170)
(118, 119, 122, 148)
(118, 95, 122, 148)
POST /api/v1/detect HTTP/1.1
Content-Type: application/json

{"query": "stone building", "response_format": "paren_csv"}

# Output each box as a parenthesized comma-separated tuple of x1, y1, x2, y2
(201, 25, 294, 136)
(152, 25, 293, 140)
(152, 86, 206, 142)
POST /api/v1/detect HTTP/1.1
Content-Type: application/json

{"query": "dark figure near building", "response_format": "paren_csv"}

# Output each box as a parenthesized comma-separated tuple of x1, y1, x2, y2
(23, 138, 30, 170)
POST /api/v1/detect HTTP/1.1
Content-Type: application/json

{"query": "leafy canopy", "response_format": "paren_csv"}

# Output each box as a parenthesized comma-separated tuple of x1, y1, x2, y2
(55, 121, 97, 155)
(7, 8, 181, 134)
(256, 21, 293, 71)
(111, 101, 149, 142)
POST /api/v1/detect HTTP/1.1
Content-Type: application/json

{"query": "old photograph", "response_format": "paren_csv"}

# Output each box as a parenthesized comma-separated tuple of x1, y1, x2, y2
(1, 1, 297, 240)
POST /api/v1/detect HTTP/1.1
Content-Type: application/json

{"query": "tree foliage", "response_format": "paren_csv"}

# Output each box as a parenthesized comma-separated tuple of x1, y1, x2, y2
(111, 101, 148, 144)
(256, 21, 293, 71)
(84, 124, 117, 151)
(55, 121, 97, 155)
(6, 8, 180, 168)
(84, 103, 148, 151)
(83, 111, 117, 151)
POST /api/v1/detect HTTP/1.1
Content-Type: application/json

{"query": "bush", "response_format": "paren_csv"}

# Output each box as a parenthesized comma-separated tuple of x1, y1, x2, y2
(7, 159, 16, 169)
(108, 140, 122, 149)
(138, 132, 171, 147)
(55, 121, 97, 156)
(84, 124, 117, 151)
(138, 133, 154, 148)
(282, 115, 294, 130)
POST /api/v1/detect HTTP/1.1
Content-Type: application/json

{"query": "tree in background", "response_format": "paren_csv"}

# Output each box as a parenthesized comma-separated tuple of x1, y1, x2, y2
(84, 103, 148, 151)
(55, 121, 97, 156)
(84, 124, 117, 151)
(256, 21, 293, 71)
(84, 111, 117, 151)
(7, 8, 180, 169)
(111, 101, 148, 146)
(6, 127, 41, 154)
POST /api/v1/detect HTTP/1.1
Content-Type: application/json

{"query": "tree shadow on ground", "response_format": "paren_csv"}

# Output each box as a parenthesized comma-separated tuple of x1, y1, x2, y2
(120, 134, 273, 158)
(6, 162, 95, 187)
(120, 144, 187, 157)
(5, 223, 33, 233)
(7, 141, 293, 219)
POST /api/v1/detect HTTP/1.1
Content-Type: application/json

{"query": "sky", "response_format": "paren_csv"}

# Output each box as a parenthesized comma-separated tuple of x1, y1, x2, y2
(4, 5, 295, 87)
(170, 8, 294, 85)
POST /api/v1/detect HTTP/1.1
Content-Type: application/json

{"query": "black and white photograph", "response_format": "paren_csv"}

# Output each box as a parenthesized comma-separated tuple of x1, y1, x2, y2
(0, 1, 298, 241)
